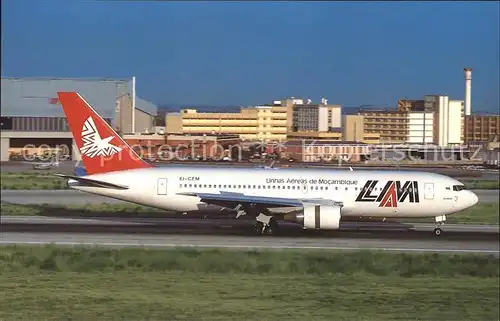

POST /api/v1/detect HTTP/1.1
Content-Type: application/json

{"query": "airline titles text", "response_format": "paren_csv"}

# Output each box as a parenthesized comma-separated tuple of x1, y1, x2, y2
(266, 177, 357, 185)
(179, 176, 357, 185)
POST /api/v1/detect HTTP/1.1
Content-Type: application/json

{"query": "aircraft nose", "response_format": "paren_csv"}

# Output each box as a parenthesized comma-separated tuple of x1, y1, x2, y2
(468, 190, 479, 207)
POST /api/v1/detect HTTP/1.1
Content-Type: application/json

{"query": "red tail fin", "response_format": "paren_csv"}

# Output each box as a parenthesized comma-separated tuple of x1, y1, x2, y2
(57, 92, 153, 175)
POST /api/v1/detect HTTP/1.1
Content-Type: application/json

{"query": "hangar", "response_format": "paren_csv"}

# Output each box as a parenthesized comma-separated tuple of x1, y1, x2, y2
(0, 77, 158, 161)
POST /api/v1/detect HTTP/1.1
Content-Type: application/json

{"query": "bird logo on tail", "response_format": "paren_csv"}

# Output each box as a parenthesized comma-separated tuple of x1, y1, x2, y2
(80, 116, 122, 158)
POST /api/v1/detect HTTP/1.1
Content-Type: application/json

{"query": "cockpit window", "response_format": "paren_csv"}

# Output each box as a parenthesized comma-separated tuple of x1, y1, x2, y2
(453, 185, 465, 191)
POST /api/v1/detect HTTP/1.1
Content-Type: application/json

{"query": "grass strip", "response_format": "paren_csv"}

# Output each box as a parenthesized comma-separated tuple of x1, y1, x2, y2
(2, 201, 498, 225)
(402, 202, 499, 225)
(1, 245, 497, 277)
(0, 246, 498, 321)
(460, 179, 500, 190)
(0, 172, 67, 190)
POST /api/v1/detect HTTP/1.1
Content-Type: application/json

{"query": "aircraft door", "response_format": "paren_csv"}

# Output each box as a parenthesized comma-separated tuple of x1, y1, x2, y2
(424, 183, 434, 200)
(157, 178, 168, 195)
(302, 183, 308, 195)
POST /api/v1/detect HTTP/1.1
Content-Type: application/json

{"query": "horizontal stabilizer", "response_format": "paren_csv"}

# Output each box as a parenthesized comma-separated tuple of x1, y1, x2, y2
(54, 174, 129, 190)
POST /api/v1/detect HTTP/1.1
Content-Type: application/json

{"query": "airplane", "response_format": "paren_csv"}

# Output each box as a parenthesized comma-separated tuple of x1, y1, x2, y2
(54, 92, 479, 237)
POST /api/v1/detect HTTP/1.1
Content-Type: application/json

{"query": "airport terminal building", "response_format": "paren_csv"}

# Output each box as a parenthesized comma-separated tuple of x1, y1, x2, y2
(0, 77, 158, 161)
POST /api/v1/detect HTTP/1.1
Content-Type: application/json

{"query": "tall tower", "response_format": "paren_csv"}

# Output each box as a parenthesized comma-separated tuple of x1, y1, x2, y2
(464, 68, 472, 116)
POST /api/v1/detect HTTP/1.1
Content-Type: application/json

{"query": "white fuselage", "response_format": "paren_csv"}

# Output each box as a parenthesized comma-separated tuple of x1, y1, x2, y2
(68, 166, 479, 219)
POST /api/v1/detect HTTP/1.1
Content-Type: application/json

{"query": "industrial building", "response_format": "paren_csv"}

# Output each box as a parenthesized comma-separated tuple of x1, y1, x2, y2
(464, 115, 500, 144)
(342, 94, 466, 147)
(166, 105, 287, 141)
(342, 69, 476, 147)
(348, 109, 409, 144)
(283, 140, 371, 162)
(0, 77, 157, 161)
(290, 101, 341, 132)
(164, 134, 242, 160)
(427, 95, 465, 146)
(165, 97, 343, 142)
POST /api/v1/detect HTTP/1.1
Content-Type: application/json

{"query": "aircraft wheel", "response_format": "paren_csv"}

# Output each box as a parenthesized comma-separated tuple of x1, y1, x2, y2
(264, 218, 280, 236)
(252, 221, 264, 235)
(434, 228, 443, 236)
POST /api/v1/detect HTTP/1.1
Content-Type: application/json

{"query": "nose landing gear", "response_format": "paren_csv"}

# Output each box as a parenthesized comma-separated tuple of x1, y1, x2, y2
(433, 215, 446, 236)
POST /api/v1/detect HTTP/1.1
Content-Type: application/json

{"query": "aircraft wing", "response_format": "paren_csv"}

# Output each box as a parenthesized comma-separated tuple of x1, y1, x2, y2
(177, 191, 341, 208)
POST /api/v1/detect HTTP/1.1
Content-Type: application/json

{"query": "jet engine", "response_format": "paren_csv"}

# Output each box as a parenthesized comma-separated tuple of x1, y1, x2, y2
(283, 204, 341, 230)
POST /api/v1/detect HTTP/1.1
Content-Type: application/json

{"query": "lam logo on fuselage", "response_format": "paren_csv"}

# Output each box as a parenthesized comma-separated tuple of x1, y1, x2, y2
(355, 180, 420, 208)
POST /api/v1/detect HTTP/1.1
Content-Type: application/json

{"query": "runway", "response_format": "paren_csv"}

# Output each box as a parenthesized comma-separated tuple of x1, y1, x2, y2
(1, 212, 498, 257)
(1, 232, 498, 255)
(2, 215, 499, 234)
(1, 186, 498, 256)
(1, 188, 498, 205)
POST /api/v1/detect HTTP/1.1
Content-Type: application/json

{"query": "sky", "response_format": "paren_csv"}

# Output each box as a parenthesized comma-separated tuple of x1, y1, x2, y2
(2, 1, 499, 112)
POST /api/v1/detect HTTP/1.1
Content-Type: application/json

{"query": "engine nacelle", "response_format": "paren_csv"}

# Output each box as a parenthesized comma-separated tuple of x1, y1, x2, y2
(284, 204, 341, 230)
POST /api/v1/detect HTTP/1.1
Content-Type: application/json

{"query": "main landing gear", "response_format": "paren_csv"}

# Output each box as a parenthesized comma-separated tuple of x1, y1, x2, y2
(252, 213, 280, 236)
(434, 215, 446, 236)
(233, 204, 280, 236)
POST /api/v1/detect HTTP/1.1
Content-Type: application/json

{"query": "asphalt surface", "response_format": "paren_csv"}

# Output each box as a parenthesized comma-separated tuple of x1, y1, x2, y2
(1, 189, 498, 205)
(2, 215, 499, 234)
(1, 232, 498, 255)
